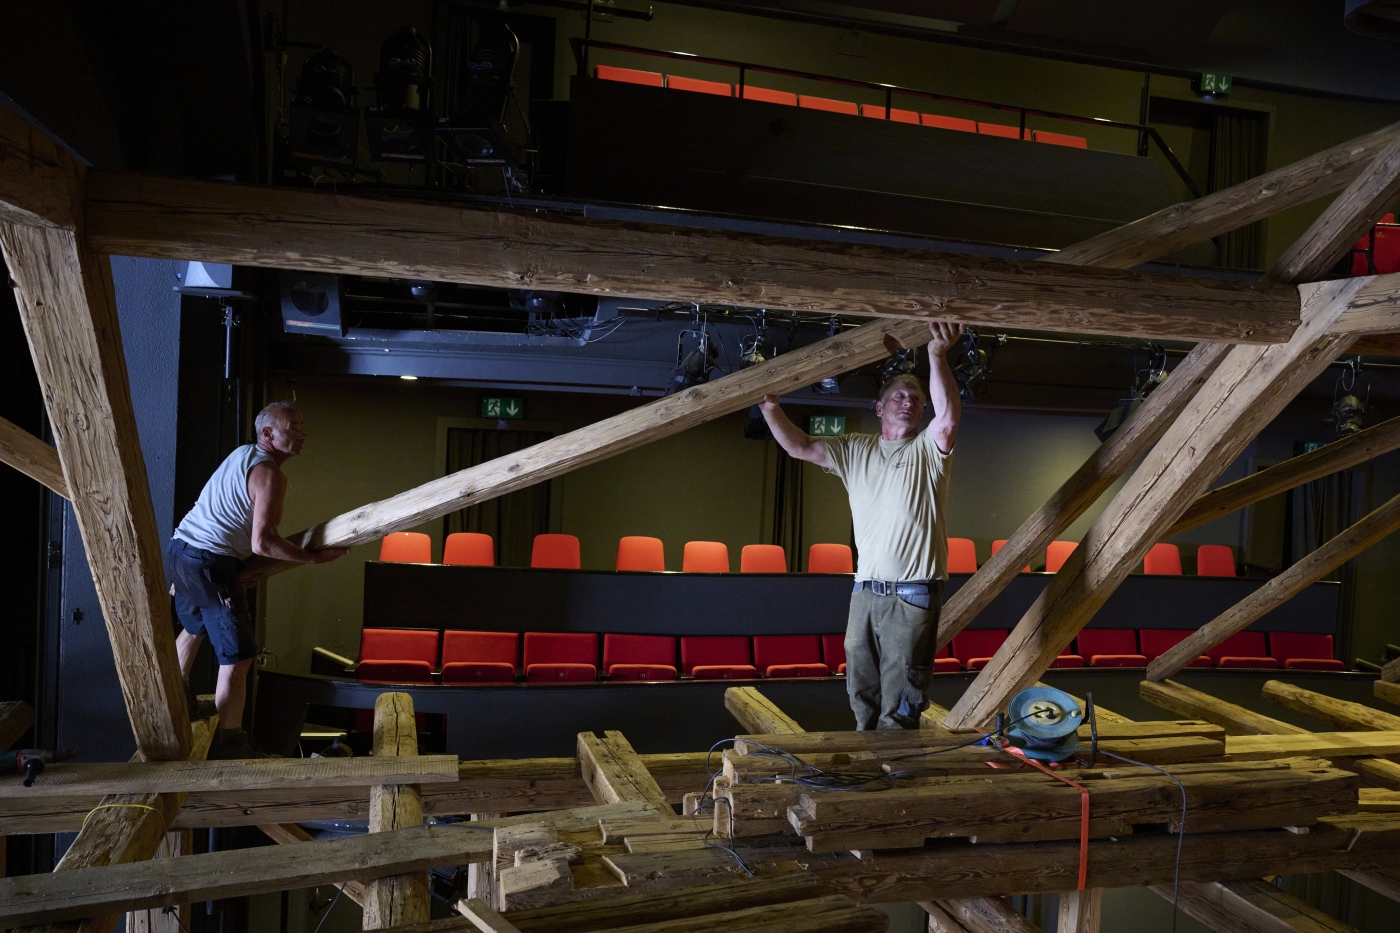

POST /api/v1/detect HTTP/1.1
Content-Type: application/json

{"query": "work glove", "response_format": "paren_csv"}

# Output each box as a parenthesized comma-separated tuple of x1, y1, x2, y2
(891, 665, 933, 729)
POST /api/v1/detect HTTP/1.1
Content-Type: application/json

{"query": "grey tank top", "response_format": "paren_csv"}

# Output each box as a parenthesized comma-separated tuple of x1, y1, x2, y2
(173, 444, 276, 560)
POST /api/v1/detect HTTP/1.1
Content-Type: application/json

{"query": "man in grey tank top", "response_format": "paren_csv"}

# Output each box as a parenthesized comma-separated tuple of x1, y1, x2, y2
(168, 401, 348, 759)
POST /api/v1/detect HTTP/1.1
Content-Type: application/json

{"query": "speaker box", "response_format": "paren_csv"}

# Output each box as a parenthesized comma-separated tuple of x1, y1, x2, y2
(279, 272, 345, 336)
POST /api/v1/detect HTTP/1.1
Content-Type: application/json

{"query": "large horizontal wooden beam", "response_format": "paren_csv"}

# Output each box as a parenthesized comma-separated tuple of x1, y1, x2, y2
(81, 171, 1304, 345)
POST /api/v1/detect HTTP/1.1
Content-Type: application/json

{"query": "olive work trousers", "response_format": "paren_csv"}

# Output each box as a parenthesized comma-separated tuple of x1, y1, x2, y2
(844, 587, 942, 730)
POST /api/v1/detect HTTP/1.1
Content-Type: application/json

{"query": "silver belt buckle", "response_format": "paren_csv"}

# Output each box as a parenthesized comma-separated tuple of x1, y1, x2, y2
(872, 580, 891, 596)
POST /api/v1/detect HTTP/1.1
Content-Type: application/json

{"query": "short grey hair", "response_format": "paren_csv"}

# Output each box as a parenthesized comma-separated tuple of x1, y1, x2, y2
(255, 401, 299, 434)
(876, 374, 926, 406)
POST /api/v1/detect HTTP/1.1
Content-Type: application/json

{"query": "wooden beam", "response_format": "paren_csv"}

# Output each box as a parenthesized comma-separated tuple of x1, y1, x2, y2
(364, 692, 431, 930)
(1384, 656, 1400, 683)
(1148, 490, 1400, 681)
(923, 901, 975, 933)
(1168, 414, 1400, 536)
(724, 687, 804, 735)
(81, 172, 1302, 346)
(258, 823, 367, 906)
(1339, 867, 1400, 905)
(1327, 271, 1400, 335)
(0, 701, 35, 750)
(1050, 122, 1400, 270)
(1377, 680, 1400, 706)
(459, 899, 521, 933)
(0, 104, 75, 228)
(0, 416, 67, 499)
(1155, 879, 1361, 933)
(1262, 681, 1400, 732)
(1225, 731, 1400, 761)
(577, 732, 671, 812)
(538, 897, 889, 933)
(1141, 680, 1308, 736)
(932, 897, 1042, 933)
(1056, 889, 1102, 933)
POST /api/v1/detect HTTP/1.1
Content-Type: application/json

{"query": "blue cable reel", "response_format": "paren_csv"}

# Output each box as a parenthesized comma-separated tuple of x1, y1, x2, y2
(1004, 686, 1083, 762)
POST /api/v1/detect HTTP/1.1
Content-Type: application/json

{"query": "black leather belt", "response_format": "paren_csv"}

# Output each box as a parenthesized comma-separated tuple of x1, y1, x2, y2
(857, 579, 943, 597)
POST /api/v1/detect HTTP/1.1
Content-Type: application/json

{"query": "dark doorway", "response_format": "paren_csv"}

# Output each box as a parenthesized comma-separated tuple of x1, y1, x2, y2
(444, 428, 554, 567)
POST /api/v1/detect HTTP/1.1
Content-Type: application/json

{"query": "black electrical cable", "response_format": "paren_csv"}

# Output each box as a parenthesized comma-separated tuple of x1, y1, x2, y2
(312, 882, 345, 933)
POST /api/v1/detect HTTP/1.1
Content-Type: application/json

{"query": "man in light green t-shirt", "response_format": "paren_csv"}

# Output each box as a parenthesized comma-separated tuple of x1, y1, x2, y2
(760, 320, 964, 729)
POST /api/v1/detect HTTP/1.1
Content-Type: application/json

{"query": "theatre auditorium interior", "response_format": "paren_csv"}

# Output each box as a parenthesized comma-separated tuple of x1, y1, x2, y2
(11, 2, 1400, 932)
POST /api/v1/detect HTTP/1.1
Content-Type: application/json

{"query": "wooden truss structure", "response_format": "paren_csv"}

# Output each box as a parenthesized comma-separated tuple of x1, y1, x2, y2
(4, 95, 1400, 930)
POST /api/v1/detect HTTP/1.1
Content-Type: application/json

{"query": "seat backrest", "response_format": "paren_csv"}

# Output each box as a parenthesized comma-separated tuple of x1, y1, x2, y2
(808, 543, 854, 574)
(1208, 631, 1267, 662)
(616, 536, 666, 572)
(860, 104, 919, 124)
(1032, 130, 1088, 148)
(820, 634, 846, 669)
(922, 113, 977, 133)
(1045, 540, 1078, 573)
(1139, 628, 1192, 661)
(946, 537, 977, 573)
(531, 534, 581, 569)
(523, 632, 597, 667)
(679, 636, 750, 674)
(666, 75, 731, 96)
(1269, 632, 1334, 662)
(595, 65, 663, 87)
(1077, 628, 1139, 657)
(977, 122, 1024, 139)
(360, 628, 440, 665)
(797, 95, 858, 115)
(740, 544, 787, 573)
(741, 85, 797, 106)
(753, 635, 822, 670)
(441, 630, 518, 665)
(1375, 225, 1400, 275)
(1195, 545, 1236, 577)
(951, 629, 1008, 662)
(1143, 543, 1183, 575)
(603, 633, 677, 669)
(682, 541, 730, 572)
(380, 532, 432, 564)
(443, 532, 494, 567)
(991, 538, 1031, 572)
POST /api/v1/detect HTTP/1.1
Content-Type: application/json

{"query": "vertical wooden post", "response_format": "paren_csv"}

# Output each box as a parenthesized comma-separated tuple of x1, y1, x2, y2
(126, 830, 192, 933)
(363, 692, 430, 929)
(1057, 888, 1102, 933)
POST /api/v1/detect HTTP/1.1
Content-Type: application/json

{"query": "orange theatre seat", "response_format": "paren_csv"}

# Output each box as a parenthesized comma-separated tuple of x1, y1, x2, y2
(682, 541, 730, 573)
(952, 629, 1008, 670)
(741, 85, 797, 106)
(440, 630, 518, 684)
(741, 544, 787, 573)
(604, 633, 678, 681)
(1209, 632, 1278, 669)
(595, 65, 663, 87)
(357, 628, 439, 684)
(1077, 629, 1147, 667)
(861, 104, 920, 124)
(380, 532, 432, 564)
(808, 543, 854, 574)
(821, 634, 846, 674)
(1196, 545, 1237, 577)
(531, 534, 581, 569)
(616, 536, 666, 572)
(977, 122, 1025, 139)
(1032, 130, 1088, 148)
(443, 532, 494, 567)
(523, 632, 598, 682)
(1270, 633, 1344, 671)
(947, 538, 977, 573)
(992, 539, 1030, 572)
(1045, 541, 1078, 573)
(666, 75, 731, 96)
(1144, 543, 1183, 575)
(934, 644, 962, 673)
(681, 636, 757, 680)
(921, 113, 977, 133)
(753, 635, 829, 678)
(1140, 629, 1211, 668)
(798, 95, 859, 115)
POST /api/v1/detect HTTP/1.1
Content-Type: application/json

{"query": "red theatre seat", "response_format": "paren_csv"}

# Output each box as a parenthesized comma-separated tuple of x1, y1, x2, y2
(616, 536, 666, 572)
(1140, 629, 1211, 668)
(1049, 645, 1085, 669)
(357, 628, 439, 684)
(531, 534, 581, 570)
(1210, 632, 1278, 669)
(523, 632, 597, 682)
(1144, 543, 1183, 575)
(922, 113, 977, 133)
(753, 635, 829, 678)
(681, 636, 757, 680)
(379, 532, 432, 564)
(861, 104, 920, 124)
(1045, 541, 1078, 573)
(977, 122, 1026, 140)
(603, 633, 678, 681)
(808, 543, 854, 574)
(741, 544, 787, 573)
(1195, 545, 1237, 577)
(440, 630, 518, 684)
(1032, 130, 1088, 148)
(947, 537, 977, 573)
(666, 75, 731, 96)
(992, 539, 1031, 572)
(443, 532, 494, 566)
(1077, 629, 1146, 667)
(1270, 632, 1344, 671)
(1375, 225, 1400, 275)
(682, 541, 730, 573)
(821, 634, 846, 674)
(741, 86, 797, 106)
(952, 629, 1008, 670)
(595, 65, 664, 87)
(798, 95, 859, 115)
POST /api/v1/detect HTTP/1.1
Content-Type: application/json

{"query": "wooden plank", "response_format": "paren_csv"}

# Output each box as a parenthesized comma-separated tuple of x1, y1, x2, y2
(1168, 414, 1400, 536)
(365, 692, 431, 930)
(0, 823, 494, 926)
(0, 755, 459, 797)
(1, 220, 189, 761)
(0, 103, 76, 227)
(459, 899, 521, 933)
(82, 173, 1302, 346)
(125, 829, 191, 933)
(1358, 788, 1400, 812)
(1377, 681, 1400, 706)
(724, 687, 804, 735)
(1057, 889, 1102, 933)
(1156, 879, 1361, 933)
(1261, 681, 1400, 732)
(1141, 680, 1309, 736)
(923, 901, 975, 933)
(602, 848, 750, 889)
(1338, 867, 1400, 905)
(935, 897, 1042, 933)
(550, 896, 889, 933)
(0, 701, 35, 751)
(1148, 490, 1400, 681)
(1383, 656, 1400, 683)
(577, 732, 671, 812)
(0, 417, 67, 498)
(1327, 272, 1400, 335)
(258, 823, 367, 906)
(734, 723, 1223, 756)
(1226, 731, 1400, 761)
(1049, 122, 1400, 269)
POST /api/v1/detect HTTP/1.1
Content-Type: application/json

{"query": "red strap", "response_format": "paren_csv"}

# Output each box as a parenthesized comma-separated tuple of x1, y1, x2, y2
(999, 744, 1091, 890)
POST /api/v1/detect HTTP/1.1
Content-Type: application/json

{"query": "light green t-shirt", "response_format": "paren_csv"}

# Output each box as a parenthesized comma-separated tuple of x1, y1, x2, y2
(822, 429, 951, 583)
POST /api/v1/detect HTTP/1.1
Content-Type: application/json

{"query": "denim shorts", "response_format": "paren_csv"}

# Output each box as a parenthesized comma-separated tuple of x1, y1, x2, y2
(166, 538, 257, 665)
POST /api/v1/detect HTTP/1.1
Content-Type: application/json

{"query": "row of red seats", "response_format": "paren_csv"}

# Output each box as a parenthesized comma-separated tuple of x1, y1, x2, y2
(958, 539, 1238, 576)
(380, 531, 856, 573)
(594, 64, 1089, 149)
(1350, 213, 1400, 276)
(948, 628, 1342, 671)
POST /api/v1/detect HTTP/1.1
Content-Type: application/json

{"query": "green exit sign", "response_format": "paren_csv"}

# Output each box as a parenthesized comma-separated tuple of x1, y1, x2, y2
(809, 415, 846, 436)
(1194, 72, 1232, 96)
(481, 396, 525, 419)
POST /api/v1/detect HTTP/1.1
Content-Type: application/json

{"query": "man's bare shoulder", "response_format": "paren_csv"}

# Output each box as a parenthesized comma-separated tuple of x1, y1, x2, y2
(247, 460, 286, 490)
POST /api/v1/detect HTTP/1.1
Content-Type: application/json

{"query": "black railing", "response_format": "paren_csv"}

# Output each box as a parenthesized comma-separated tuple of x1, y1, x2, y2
(571, 37, 1202, 199)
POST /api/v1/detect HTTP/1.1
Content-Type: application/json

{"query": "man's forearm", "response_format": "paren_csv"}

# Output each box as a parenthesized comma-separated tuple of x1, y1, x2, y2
(252, 534, 322, 564)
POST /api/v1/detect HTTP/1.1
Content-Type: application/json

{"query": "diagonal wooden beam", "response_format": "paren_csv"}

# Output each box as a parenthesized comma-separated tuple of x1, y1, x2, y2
(0, 415, 68, 499)
(1262, 680, 1400, 732)
(928, 897, 1043, 933)
(724, 687, 804, 735)
(258, 823, 366, 906)
(0, 702, 36, 751)
(1155, 878, 1361, 933)
(0, 105, 75, 228)
(577, 731, 670, 812)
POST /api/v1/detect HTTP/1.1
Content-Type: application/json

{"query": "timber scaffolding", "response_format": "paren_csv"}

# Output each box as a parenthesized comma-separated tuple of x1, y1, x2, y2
(6, 92, 1400, 932)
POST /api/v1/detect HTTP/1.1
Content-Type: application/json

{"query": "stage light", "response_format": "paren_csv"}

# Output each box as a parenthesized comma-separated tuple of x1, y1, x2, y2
(367, 26, 434, 162)
(812, 317, 842, 393)
(879, 348, 917, 384)
(439, 20, 524, 165)
(288, 49, 360, 166)
(665, 320, 717, 395)
(1331, 360, 1370, 436)
(1095, 344, 1166, 441)
(740, 335, 766, 368)
(950, 329, 997, 402)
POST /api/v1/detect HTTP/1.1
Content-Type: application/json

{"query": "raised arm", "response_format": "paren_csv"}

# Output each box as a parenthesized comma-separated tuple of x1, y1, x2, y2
(759, 395, 831, 468)
(926, 320, 965, 455)
(248, 463, 348, 564)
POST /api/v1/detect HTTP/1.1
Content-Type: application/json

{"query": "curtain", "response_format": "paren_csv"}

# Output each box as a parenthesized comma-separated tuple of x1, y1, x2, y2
(770, 448, 805, 571)
(1210, 111, 1269, 270)
(444, 428, 554, 568)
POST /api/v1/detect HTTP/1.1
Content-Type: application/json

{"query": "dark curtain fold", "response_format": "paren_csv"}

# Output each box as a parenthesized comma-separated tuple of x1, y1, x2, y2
(1210, 111, 1269, 271)
(444, 428, 554, 568)
(770, 448, 805, 571)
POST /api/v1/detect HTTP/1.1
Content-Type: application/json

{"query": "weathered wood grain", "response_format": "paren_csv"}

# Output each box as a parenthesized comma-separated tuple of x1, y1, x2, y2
(724, 687, 805, 735)
(1156, 879, 1360, 933)
(1057, 889, 1102, 933)
(1225, 731, 1400, 761)
(125, 829, 191, 933)
(0, 103, 75, 227)
(577, 732, 671, 812)
(1262, 681, 1400, 733)
(365, 692, 431, 930)
(258, 823, 367, 906)
(0, 417, 67, 498)
(459, 899, 521, 933)
(934, 897, 1042, 933)
(1374, 680, 1400, 706)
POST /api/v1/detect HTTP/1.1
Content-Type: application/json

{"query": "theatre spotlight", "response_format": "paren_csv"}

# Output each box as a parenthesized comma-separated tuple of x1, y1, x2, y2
(367, 26, 434, 162)
(1331, 360, 1370, 436)
(739, 334, 767, 368)
(950, 329, 996, 402)
(665, 325, 717, 395)
(879, 348, 917, 385)
(288, 48, 359, 166)
(1095, 344, 1167, 441)
(439, 20, 523, 165)
(812, 317, 842, 393)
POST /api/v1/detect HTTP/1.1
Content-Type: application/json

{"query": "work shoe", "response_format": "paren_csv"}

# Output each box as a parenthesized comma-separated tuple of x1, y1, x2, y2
(183, 680, 218, 720)
(210, 730, 281, 760)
